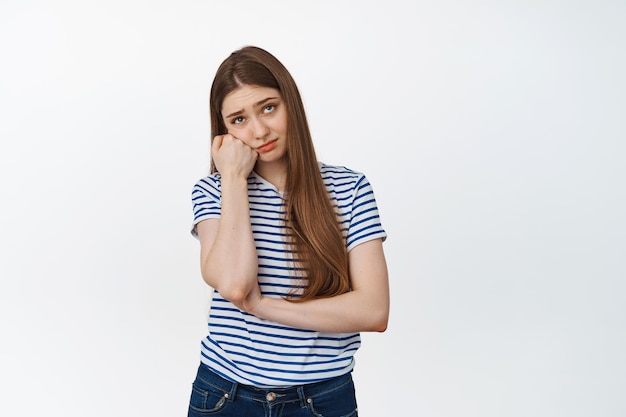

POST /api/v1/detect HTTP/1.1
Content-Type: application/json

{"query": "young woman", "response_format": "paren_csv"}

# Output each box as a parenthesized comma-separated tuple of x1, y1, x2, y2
(188, 45, 389, 417)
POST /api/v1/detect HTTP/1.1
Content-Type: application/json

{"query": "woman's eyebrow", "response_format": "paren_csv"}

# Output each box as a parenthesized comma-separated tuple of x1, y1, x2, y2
(224, 97, 279, 120)
(256, 97, 279, 106)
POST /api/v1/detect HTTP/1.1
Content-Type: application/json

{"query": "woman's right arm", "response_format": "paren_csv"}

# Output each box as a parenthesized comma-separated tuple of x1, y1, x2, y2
(196, 135, 259, 305)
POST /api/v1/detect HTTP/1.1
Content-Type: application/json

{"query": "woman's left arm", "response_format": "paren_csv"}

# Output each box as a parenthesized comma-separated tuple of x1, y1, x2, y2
(246, 238, 389, 333)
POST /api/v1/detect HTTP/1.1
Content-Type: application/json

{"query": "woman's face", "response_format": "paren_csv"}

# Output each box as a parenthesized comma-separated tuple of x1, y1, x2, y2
(221, 84, 288, 165)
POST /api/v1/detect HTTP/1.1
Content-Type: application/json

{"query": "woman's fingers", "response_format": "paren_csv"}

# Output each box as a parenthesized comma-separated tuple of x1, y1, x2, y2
(211, 134, 224, 153)
(212, 134, 258, 178)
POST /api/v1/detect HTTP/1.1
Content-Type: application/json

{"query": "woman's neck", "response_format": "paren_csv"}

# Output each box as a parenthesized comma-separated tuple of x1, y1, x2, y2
(254, 160, 287, 192)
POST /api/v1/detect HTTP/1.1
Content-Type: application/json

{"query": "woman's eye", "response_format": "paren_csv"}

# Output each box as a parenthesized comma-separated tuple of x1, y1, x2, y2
(232, 116, 244, 124)
(263, 104, 276, 113)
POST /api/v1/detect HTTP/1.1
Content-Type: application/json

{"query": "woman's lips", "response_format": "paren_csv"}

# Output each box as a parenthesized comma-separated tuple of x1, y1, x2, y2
(257, 140, 277, 153)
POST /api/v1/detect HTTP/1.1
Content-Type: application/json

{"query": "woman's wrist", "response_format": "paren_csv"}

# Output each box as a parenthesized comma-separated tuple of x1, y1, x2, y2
(220, 174, 249, 188)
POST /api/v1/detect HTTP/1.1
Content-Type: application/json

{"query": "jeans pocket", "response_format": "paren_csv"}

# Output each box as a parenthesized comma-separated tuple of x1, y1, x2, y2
(188, 379, 229, 416)
(306, 378, 358, 417)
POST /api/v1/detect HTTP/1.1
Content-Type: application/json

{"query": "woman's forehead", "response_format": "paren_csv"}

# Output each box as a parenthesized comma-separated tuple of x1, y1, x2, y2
(222, 85, 282, 112)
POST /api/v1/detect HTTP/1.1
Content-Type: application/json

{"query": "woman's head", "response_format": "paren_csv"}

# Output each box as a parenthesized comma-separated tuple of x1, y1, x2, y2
(209, 46, 315, 175)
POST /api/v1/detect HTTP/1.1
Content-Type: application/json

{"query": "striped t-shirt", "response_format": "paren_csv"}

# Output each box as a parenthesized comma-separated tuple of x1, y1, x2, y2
(190, 162, 387, 386)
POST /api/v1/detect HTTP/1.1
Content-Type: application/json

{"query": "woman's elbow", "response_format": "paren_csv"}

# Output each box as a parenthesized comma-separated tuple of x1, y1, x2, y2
(212, 280, 257, 306)
(218, 286, 248, 305)
(373, 313, 389, 332)
(201, 272, 254, 305)
(365, 305, 389, 332)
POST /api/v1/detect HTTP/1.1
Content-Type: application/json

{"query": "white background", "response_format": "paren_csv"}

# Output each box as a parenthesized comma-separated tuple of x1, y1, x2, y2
(1, 1, 625, 416)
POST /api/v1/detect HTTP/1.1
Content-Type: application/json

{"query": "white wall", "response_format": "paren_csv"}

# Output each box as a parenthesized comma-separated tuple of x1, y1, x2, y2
(1, 1, 625, 416)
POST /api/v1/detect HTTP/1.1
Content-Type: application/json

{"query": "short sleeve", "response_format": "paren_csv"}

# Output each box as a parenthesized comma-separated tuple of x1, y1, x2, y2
(190, 175, 222, 238)
(346, 175, 387, 251)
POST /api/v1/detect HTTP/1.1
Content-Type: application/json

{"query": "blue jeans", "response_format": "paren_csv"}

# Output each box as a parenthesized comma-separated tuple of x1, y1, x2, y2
(187, 363, 358, 417)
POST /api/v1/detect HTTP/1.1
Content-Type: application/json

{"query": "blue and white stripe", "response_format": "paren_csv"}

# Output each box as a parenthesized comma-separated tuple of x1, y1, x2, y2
(190, 162, 386, 386)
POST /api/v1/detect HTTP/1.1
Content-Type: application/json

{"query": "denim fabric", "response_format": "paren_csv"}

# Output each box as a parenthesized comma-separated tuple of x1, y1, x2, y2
(188, 363, 358, 417)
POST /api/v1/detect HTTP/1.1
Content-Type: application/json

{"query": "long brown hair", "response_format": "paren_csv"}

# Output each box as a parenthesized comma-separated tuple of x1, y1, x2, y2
(209, 46, 350, 301)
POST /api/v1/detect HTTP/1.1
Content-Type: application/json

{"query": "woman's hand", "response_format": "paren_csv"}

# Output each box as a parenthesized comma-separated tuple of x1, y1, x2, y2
(212, 134, 258, 181)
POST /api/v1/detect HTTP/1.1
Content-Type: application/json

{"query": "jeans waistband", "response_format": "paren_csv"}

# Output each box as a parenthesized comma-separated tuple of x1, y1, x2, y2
(195, 363, 354, 406)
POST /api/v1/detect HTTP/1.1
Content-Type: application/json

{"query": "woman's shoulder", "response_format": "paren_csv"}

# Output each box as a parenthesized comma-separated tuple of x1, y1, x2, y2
(192, 172, 222, 195)
(318, 162, 365, 180)
(318, 162, 374, 196)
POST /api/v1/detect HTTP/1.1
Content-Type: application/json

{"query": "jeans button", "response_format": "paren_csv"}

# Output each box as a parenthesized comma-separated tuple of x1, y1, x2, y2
(266, 392, 276, 401)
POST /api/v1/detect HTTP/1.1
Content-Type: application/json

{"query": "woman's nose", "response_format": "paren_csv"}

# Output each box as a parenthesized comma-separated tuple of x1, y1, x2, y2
(251, 118, 270, 139)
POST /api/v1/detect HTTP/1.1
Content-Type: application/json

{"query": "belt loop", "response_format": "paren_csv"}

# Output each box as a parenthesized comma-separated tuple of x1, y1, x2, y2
(228, 381, 239, 402)
(297, 385, 307, 408)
